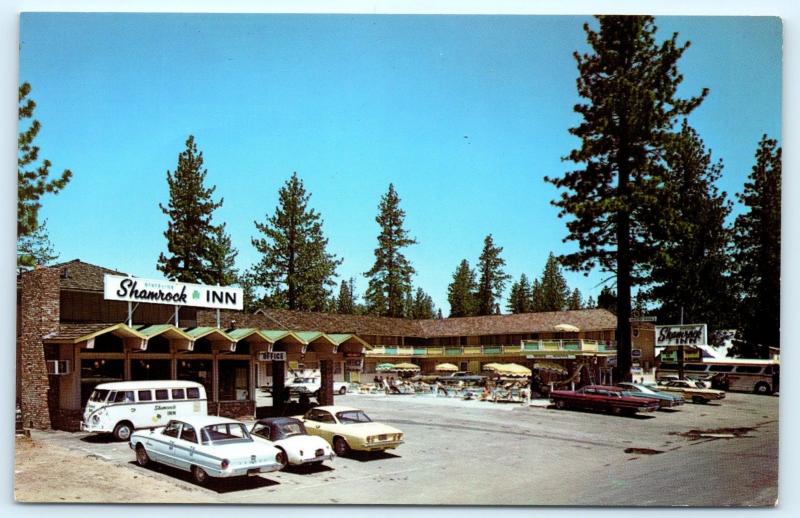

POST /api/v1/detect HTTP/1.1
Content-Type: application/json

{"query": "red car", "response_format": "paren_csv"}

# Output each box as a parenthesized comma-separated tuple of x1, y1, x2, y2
(550, 385, 660, 416)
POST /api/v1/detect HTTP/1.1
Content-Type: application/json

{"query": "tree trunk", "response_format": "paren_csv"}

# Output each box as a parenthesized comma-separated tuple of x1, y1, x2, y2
(616, 177, 633, 383)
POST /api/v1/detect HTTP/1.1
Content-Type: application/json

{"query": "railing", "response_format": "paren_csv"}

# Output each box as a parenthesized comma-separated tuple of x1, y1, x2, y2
(367, 340, 616, 357)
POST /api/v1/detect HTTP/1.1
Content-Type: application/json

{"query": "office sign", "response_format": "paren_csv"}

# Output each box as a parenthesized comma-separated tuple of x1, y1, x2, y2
(258, 351, 287, 361)
(104, 274, 243, 310)
(656, 324, 707, 347)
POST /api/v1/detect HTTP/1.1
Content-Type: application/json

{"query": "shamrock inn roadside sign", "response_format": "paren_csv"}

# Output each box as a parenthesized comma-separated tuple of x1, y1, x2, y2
(104, 274, 243, 310)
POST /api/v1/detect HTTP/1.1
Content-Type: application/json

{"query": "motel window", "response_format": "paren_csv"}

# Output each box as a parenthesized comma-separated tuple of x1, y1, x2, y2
(187, 387, 201, 399)
(138, 390, 153, 401)
(155, 389, 169, 400)
(172, 389, 185, 400)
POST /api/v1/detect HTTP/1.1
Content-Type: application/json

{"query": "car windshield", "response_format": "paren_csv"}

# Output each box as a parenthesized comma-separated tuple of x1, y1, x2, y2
(89, 389, 110, 402)
(278, 421, 307, 438)
(201, 423, 252, 444)
(336, 410, 372, 424)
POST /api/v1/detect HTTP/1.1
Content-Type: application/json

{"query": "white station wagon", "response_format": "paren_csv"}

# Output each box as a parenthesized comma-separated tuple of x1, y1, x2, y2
(130, 415, 285, 485)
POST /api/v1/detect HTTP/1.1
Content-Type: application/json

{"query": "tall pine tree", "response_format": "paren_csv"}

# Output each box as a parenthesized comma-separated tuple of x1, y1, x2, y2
(252, 173, 341, 311)
(364, 184, 417, 317)
(447, 259, 478, 317)
(208, 223, 239, 286)
(568, 288, 583, 310)
(158, 135, 223, 283)
(18, 82, 72, 269)
(649, 121, 734, 330)
(476, 234, 511, 316)
(545, 16, 707, 380)
(540, 253, 570, 311)
(409, 287, 436, 319)
(732, 136, 781, 356)
(336, 278, 357, 315)
(529, 278, 545, 312)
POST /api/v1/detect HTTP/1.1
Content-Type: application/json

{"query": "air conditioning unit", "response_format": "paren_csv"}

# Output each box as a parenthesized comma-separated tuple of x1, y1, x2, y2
(46, 360, 71, 375)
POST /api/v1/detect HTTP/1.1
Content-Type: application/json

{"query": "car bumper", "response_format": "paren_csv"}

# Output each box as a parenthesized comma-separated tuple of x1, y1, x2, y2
(358, 440, 403, 451)
(638, 406, 658, 413)
(80, 422, 106, 433)
(294, 453, 335, 465)
(222, 461, 284, 477)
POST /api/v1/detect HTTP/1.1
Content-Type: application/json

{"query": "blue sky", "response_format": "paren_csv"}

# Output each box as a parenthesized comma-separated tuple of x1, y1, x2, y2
(18, 14, 782, 314)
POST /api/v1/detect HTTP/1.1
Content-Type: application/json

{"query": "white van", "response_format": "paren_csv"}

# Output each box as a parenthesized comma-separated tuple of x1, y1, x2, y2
(81, 380, 208, 440)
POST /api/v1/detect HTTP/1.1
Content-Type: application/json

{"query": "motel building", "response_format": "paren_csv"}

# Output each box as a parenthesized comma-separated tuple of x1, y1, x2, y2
(17, 260, 655, 432)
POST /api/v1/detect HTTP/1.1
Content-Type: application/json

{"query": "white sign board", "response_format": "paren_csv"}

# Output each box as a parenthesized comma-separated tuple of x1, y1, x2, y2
(258, 351, 287, 361)
(104, 274, 243, 310)
(655, 324, 707, 347)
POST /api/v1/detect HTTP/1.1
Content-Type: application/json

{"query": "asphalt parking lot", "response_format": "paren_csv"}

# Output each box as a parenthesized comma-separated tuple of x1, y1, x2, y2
(25, 392, 778, 506)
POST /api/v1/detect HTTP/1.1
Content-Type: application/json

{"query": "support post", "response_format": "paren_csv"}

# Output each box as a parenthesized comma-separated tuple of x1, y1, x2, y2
(174, 306, 180, 327)
(216, 308, 221, 328)
(128, 301, 133, 326)
(272, 360, 286, 413)
(320, 358, 334, 406)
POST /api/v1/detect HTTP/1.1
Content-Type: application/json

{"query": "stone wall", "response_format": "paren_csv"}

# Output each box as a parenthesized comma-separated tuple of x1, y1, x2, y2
(18, 267, 60, 429)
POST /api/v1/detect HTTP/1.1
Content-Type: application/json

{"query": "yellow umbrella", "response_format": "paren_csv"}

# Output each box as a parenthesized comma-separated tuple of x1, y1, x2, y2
(496, 363, 532, 377)
(435, 363, 459, 372)
(533, 361, 568, 375)
(393, 362, 421, 372)
(482, 363, 504, 372)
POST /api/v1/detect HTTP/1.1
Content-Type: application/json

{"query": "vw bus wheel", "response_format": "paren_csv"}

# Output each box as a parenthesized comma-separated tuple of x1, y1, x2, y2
(192, 466, 210, 485)
(113, 421, 133, 441)
(135, 445, 150, 467)
(754, 382, 771, 395)
(339, 386, 347, 395)
(333, 437, 350, 456)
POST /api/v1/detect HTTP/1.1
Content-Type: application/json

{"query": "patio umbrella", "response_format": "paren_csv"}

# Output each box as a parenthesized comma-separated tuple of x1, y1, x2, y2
(376, 363, 396, 372)
(435, 363, 459, 372)
(393, 362, 421, 372)
(496, 363, 532, 377)
(533, 361, 568, 375)
(482, 363, 504, 372)
(554, 323, 580, 333)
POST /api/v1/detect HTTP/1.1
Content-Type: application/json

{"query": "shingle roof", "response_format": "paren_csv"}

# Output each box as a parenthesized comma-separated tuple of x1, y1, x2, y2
(255, 308, 425, 337)
(42, 259, 127, 291)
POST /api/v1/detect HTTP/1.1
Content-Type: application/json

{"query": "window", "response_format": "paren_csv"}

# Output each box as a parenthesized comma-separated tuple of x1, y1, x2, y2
(138, 390, 153, 401)
(163, 421, 181, 438)
(709, 365, 734, 373)
(684, 364, 708, 372)
(659, 363, 677, 370)
(155, 389, 169, 400)
(336, 410, 372, 424)
(251, 424, 270, 440)
(187, 387, 200, 399)
(306, 409, 335, 423)
(735, 366, 763, 374)
(172, 389, 185, 400)
(89, 389, 110, 403)
(114, 391, 134, 403)
(201, 423, 250, 444)
(180, 424, 197, 443)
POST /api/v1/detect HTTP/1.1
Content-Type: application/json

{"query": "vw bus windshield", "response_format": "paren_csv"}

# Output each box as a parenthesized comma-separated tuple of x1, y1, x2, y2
(89, 389, 110, 403)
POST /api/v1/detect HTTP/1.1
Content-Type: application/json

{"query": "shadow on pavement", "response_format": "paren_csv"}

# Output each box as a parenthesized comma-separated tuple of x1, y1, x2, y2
(129, 461, 281, 493)
(284, 463, 334, 474)
(80, 434, 118, 444)
(342, 450, 401, 463)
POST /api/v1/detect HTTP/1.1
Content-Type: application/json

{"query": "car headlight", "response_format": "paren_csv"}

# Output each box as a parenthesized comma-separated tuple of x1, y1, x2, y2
(366, 436, 374, 444)
(92, 415, 100, 423)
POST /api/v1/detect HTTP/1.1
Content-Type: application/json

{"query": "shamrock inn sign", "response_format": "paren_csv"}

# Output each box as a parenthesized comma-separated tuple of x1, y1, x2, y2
(103, 274, 243, 311)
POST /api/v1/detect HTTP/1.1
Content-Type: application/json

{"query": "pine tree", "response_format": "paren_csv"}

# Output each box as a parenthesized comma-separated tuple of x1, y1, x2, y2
(18, 82, 72, 269)
(364, 184, 417, 317)
(530, 278, 545, 312)
(409, 287, 436, 320)
(476, 234, 511, 316)
(158, 135, 223, 283)
(436, 308, 443, 320)
(447, 259, 478, 317)
(586, 296, 596, 309)
(540, 253, 570, 311)
(252, 173, 341, 311)
(507, 273, 533, 314)
(208, 223, 239, 286)
(568, 288, 583, 310)
(237, 270, 260, 313)
(545, 16, 707, 380)
(649, 121, 735, 330)
(597, 286, 617, 313)
(732, 136, 781, 356)
(337, 278, 357, 315)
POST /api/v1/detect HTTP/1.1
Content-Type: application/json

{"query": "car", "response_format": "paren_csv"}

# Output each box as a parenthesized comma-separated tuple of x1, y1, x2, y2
(129, 415, 285, 485)
(615, 382, 685, 409)
(296, 405, 404, 456)
(550, 385, 660, 416)
(656, 379, 726, 404)
(287, 376, 350, 397)
(250, 417, 335, 468)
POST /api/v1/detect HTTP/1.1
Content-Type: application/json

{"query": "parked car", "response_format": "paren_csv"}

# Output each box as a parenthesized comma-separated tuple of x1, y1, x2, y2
(656, 379, 726, 404)
(287, 376, 350, 397)
(550, 385, 660, 416)
(130, 416, 285, 485)
(250, 417, 335, 468)
(296, 405, 404, 455)
(615, 382, 685, 409)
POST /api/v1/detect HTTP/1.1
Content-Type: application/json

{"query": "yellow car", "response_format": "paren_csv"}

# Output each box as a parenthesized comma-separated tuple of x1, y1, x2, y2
(296, 405, 403, 455)
(657, 379, 726, 404)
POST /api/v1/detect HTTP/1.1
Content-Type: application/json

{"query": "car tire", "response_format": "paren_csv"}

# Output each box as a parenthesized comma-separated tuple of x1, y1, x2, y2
(339, 386, 347, 395)
(555, 400, 566, 410)
(611, 406, 623, 416)
(276, 447, 288, 470)
(333, 436, 350, 456)
(754, 382, 772, 395)
(192, 465, 210, 485)
(112, 421, 133, 441)
(691, 396, 706, 404)
(135, 444, 150, 467)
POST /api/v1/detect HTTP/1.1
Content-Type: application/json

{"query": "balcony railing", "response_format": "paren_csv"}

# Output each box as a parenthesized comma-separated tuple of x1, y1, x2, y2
(367, 339, 617, 357)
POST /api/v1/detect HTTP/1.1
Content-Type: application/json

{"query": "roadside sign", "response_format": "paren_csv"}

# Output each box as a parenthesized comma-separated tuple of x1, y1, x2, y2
(258, 351, 287, 361)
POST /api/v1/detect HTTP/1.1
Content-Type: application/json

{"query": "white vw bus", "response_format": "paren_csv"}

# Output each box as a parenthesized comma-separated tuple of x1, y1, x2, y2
(81, 380, 208, 440)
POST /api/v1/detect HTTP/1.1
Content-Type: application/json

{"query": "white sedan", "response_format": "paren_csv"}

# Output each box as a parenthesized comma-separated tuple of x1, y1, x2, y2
(250, 417, 335, 467)
(130, 415, 286, 485)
